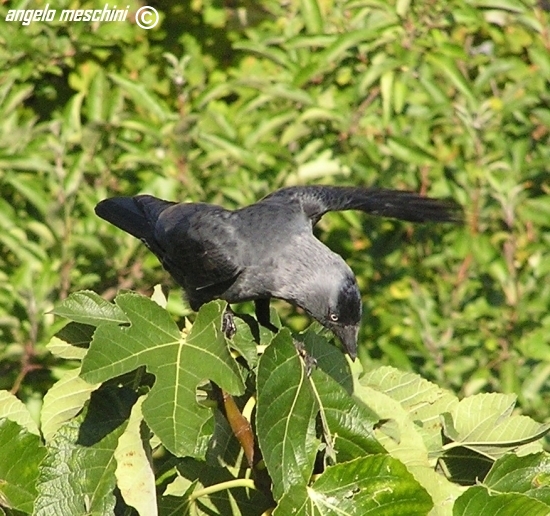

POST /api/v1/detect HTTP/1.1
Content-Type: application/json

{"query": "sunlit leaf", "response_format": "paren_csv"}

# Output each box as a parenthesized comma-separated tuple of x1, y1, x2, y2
(77, 296, 245, 457)
(274, 455, 433, 515)
(0, 419, 46, 513)
(256, 330, 318, 501)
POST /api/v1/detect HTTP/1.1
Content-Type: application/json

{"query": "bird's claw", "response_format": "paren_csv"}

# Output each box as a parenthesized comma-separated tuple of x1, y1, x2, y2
(293, 339, 317, 376)
(222, 307, 237, 339)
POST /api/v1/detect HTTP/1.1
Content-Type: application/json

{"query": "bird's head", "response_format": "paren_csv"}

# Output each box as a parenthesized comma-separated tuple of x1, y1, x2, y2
(324, 273, 362, 359)
(301, 268, 362, 360)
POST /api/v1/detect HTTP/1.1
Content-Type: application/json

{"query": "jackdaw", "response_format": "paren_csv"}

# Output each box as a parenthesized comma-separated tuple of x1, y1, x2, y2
(95, 185, 461, 359)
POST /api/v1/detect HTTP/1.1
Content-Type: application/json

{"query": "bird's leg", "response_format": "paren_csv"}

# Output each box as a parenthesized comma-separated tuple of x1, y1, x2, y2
(222, 305, 237, 339)
(223, 300, 278, 341)
(254, 298, 279, 333)
(293, 339, 317, 376)
(255, 299, 317, 373)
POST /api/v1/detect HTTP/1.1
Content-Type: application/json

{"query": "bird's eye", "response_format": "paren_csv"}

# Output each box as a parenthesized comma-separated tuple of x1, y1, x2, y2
(329, 313, 339, 322)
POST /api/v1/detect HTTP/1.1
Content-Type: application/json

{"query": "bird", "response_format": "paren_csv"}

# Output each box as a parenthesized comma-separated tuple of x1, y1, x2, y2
(95, 185, 462, 359)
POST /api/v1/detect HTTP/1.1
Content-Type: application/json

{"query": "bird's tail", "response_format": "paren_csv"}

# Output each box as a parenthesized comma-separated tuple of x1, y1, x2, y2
(95, 195, 176, 248)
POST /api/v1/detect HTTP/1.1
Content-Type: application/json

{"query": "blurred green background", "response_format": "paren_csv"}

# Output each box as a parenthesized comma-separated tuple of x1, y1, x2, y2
(1, 0, 549, 433)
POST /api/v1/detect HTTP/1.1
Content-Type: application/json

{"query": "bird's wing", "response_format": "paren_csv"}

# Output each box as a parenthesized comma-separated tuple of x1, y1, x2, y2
(262, 185, 463, 225)
(153, 200, 243, 292)
(95, 195, 243, 307)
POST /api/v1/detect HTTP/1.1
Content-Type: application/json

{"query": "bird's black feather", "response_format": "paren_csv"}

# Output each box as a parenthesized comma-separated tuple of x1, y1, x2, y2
(96, 185, 462, 358)
(262, 185, 463, 225)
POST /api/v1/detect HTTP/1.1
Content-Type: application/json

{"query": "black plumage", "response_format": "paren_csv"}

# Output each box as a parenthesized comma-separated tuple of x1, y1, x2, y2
(96, 185, 462, 358)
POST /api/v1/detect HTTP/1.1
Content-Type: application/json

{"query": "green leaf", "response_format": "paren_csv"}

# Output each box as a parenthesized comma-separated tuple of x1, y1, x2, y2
(299, 0, 324, 34)
(292, 149, 348, 182)
(469, 0, 525, 12)
(296, 29, 385, 86)
(53, 291, 128, 327)
(453, 487, 550, 516)
(40, 368, 100, 442)
(396, 0, 412, 17)
(4, 173, 51, 215)
(0, 157, 54, 174)
(230, 308, 279, 368)
(0, 83, 33, 117)
(244, 111, 296, 147)
(425, 54, 477, 107)
(256, 330, 319, 501)
(321, 29, 385, 65)
(198, 132, 260, 171)
(519, 196, 550, 227)
(109, 73, 173, 123)
(484, 452, 550, 500)
(85, 69, 108, 123)
(46, 336, 89, 361)
(114, 397, 157, 515)
(529, 46, 550, 80)
(274, 455, 433, 515)
(355, 367, 464, 508)
(262, 84, 314, 105)
(441, 393, 550, 459)
(438, 446, 494, 485)
(0, 390, 39, 436)
(232, 41, 298, 72)
(298, 107, 346, 125)
(34, 386, 135, 516)
(285, 34, 336, 51)
(358, 54, 400, 94)
(0, 419, 46, 513)
(381, 70, 394, 125)
(157, 493, 191, 515)
(386, 137, 437, 166)
(80, 296, 244, 457)
(62, 92, 83, 143)
(302, 332, 385, 461)
(360, 366, 458, 451)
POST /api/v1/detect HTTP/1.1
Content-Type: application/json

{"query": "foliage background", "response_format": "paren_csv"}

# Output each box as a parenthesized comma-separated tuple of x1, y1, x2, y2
(1, 0, 549, 447)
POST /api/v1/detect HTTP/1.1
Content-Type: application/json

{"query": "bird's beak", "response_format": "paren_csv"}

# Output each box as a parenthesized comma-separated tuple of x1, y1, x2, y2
(334, 325, 359, 360)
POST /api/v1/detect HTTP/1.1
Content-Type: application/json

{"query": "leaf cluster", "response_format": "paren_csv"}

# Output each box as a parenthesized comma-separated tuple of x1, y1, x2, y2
(3, 293, 550, 514)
